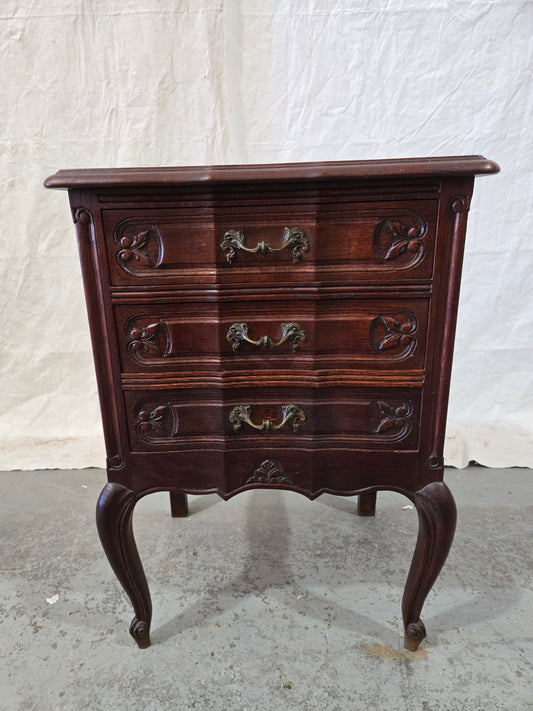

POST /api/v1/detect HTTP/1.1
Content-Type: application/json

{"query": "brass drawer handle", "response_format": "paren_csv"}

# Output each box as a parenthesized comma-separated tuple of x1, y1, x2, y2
(221, 227, 308, 263)
(227, 322, 306, 352)
(230, 404, 306, 433)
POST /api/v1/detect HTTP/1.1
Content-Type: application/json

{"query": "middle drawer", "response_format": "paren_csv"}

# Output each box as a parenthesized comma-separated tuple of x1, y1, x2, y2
(114, 297, 429, 374)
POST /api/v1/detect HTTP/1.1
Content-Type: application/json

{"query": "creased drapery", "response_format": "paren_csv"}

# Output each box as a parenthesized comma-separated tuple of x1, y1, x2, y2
(0, 0, 531, 469)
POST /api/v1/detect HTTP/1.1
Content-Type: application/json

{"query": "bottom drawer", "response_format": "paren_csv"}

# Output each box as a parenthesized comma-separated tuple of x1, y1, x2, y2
(123, 447, 423, 498)
(123, 386, 421, 452)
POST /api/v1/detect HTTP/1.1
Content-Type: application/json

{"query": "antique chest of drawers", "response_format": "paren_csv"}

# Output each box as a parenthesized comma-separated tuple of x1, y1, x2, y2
(45, 156, 499, 650)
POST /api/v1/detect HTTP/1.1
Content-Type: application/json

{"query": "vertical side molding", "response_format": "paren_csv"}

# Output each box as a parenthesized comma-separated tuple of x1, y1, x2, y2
(71, 200, 125, 475)
(427, 194, 471, 470)
(421, 179, 474, 478)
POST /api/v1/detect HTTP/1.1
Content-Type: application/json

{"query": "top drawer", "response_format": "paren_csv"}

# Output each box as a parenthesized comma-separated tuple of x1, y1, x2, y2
(102, 199, 438, 286)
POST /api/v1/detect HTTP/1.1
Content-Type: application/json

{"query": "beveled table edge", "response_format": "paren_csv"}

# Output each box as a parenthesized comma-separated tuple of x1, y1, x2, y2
(44, 155, 500, 190)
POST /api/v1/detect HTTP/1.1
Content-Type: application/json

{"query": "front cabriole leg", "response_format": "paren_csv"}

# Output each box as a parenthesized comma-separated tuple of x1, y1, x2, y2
(402, 481, 457, 651)
(96, 483, 152, 648)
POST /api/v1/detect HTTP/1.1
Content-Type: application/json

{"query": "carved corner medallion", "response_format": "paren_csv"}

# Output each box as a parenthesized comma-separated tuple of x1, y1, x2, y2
(367, 400, 413, 441)
(246, 459, 292, 486)
(114, 221, 163, 275)
(72, 207, 93, 226)
(369, 311, 418, 357)
(125, 317, 171, 362)
(373, 212, 428, 266)
(134, 403, 178, 442)
(427, 453, 443, 468)
(451, 196, 470, 213)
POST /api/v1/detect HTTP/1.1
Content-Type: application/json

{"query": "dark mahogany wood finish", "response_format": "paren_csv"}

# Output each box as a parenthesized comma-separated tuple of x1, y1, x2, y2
(45, 156, 499, 651)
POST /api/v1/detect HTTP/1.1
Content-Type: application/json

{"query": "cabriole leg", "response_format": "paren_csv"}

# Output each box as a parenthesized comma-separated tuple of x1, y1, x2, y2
(170, 491, 189, 518)
(402, 481, 457, 651)
(357, 491, 377, 516)
(96, 483, 152, 649)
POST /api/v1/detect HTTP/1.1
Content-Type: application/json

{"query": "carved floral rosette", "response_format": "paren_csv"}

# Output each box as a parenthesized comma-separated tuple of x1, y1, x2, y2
(134, 402, 178, 443)
(369, 311, 418, 359)
(114, 219, 163, 275)
(366, 399, 414, 441)
(373, 211, 428, 267)
(125, 317, 171, 363)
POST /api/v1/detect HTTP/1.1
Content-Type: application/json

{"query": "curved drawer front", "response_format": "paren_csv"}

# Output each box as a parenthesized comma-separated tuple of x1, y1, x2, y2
(103, 200, 437, 286)
(123, 386, 421, 453)
(114, 298, 429, 373)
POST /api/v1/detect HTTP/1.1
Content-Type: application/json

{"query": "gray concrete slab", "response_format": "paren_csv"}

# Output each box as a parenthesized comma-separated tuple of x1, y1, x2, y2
(0, 467, 531, 710)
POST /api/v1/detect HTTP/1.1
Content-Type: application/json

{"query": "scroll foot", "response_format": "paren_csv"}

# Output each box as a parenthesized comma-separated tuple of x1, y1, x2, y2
(402, 481, 456, 651)
(129, 616, 151, 649)
(357, 491, 377, 516)
(170, 491, 189, 518)
(96, 483, 152, 648)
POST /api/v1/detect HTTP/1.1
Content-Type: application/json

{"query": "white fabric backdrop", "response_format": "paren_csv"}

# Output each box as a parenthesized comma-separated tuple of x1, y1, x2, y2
(0, 0, 531, 470)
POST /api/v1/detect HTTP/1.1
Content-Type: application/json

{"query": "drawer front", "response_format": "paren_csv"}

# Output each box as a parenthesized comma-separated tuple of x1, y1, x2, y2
(103, 200, 437, 286)
(123, 386, 421, 452)
(115, 298, 429, 373)
(127, 447, 421, 497)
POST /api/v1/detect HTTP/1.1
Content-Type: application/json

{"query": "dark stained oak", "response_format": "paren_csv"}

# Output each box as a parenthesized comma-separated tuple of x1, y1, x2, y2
(357, 491, 377, 517)
(96, 483, 152, 648)
(169, 492, 189, 518)
(43, 155, 499, 189)
(402, 481, 457, 650)
(45, 156, 499, 651)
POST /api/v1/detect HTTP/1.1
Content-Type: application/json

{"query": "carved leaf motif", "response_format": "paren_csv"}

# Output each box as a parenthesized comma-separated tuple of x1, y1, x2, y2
(369, 311, 418, 355)
(115, 225, 163, 274)
(131, 231, 151, 265)
(246, 459, 292, 486)
(367, 400, 413, 439)
(380, 333, 403, 350)
(151, 406, 168, 424)
(126, 319, 170, 361)
(142, 322, 160, 338)
(382, 316, 399, 330)
(135, 403, 178, 441)
(383, 239, 411, 261)
(373, 213, 427, 265)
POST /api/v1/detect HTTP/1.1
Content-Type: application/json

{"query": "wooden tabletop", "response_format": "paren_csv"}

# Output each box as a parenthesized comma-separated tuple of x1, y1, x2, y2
(44, 155, 499, 190)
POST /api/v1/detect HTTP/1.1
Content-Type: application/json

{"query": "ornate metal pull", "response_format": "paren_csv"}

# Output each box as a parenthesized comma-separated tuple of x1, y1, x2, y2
(227, 322, 305, 352)
(221, 227, 308, 263)
(229, 404, 306, 433)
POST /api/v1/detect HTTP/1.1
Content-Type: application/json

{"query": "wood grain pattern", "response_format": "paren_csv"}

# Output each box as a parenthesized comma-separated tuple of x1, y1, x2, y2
(102, 200, 438, 285)
(114, 298, 429, 372)
(45, 156, 499, 651)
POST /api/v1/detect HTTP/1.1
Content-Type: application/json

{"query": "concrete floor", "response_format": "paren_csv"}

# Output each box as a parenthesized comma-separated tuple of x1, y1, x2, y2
(0, 467, 531, 711)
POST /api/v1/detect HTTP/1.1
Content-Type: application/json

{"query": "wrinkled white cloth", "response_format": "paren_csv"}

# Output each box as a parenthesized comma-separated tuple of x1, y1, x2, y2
(0, 0, 531, 469)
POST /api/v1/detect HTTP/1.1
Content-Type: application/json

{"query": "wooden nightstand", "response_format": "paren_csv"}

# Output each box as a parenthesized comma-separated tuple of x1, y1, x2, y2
(45, 156, 499, 650)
